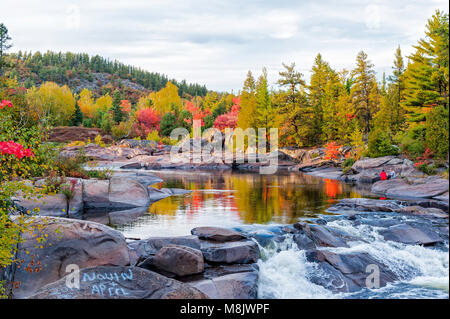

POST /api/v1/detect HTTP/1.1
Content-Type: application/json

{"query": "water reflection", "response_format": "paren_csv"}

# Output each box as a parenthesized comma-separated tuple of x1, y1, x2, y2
(118, 170, 365, 238)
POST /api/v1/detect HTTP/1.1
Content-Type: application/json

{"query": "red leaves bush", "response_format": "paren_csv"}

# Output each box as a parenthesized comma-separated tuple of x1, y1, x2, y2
(134, 108, 160, 137)
(0, 141, 34, 159)
(213, 98, 240, 131)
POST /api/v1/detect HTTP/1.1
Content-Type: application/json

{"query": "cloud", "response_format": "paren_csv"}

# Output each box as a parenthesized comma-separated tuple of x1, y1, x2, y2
(0, 0, 448, 91)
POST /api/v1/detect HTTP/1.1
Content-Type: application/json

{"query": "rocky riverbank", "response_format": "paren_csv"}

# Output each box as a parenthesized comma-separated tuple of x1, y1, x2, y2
(60, 140, 449, 204)
(3, 179, 448, 299)
(1, 218, 260, 299)
(3, 141, 447, 299)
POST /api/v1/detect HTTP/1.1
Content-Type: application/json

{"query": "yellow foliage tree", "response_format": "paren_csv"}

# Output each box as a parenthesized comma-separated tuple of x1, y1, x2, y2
(77, 88, 95, 118)
(26, 81, 75, 125)
(148, 82, 181, 115)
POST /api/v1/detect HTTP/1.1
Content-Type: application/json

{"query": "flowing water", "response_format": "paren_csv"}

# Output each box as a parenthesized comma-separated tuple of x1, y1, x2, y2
(115, 170, 449, 299)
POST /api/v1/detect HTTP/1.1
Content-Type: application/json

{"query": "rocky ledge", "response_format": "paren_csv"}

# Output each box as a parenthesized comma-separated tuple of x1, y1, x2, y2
(12, 171, 190, 226)
(1, 218, 260, 299)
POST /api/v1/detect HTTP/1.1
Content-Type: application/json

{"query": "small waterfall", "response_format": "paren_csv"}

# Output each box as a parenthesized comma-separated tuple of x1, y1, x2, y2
(256, 220, 449, 299)
(256, 235, 340, 299)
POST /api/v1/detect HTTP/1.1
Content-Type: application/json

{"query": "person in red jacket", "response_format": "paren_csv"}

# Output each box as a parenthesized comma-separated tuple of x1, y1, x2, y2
(380, 169, 387, 180)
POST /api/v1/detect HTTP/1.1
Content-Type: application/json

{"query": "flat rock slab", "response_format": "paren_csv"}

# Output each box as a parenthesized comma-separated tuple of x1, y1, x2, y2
(352, 156, 396, 171)
(8, 216, 130, 299)
(372, 177, 449, 199)
(189, 271, 258, 299)
(398, 206, 448, 219)
(128, 236, 201, 262)
(13, 178, 83, 218)
(200, 240, 260, 264)
(151, 245, 204, 277)
(192, 226, 246, 242)
(329, 198, 404, 213)
(380, 223, 443, 245)
(28, 266, 208, 299)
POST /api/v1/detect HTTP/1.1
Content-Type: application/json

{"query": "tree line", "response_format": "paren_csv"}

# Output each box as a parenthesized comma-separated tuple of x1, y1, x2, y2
(237, 10, 448, 160)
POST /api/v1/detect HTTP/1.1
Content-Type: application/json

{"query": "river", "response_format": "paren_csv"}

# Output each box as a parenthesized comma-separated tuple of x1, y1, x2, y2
(115, 170, 449, 299)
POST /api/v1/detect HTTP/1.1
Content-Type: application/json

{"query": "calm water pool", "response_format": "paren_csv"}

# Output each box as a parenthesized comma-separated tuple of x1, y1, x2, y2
(117, 170, 369, 238)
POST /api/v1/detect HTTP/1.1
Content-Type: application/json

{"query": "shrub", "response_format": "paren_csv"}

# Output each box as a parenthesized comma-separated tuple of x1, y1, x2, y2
(52, 150, 88, 179)
(425, 106, 449, 159)
(85, 169, 113, 180)
(160, 112, 177, 137)
(415, 162, 437, 175)
(396, 125, 426, 158)
(82, 118, 92, 128)
(367, 129, 398, 158)
(324, 141, 341, 160)
(134, 108, 160, 138)
(94, 135, 106, 147)
(342, 157, 356, 168)
(146, 130, 160, 143)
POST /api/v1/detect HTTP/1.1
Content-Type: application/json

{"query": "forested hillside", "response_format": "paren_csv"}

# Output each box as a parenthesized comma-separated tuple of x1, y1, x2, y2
(3, 51, 208, 101)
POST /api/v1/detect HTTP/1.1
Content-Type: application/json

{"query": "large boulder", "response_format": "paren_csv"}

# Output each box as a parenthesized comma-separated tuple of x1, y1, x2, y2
(189, 271, 258, 299)
(82, 179, 110, 209)
(379, 223, 443, 245)
(200, 240, 260, 264)
(82, 177, 150, 210)
(109, 177, 150, 208)
(28, 266, 208, 299)
(128, 236, 201, 263)
(293, 222, 349, 248)
(372, 177, 449, 199)
(149, 245, 204, 277)
(306, 250, 398, 290)
(347, 156, 421, 183)
(7, 217, 130, 299)
(191, 227, 246, 242)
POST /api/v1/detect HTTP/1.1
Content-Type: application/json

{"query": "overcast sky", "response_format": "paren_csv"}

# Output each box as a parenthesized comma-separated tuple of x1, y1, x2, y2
(1, 0, 448, 92)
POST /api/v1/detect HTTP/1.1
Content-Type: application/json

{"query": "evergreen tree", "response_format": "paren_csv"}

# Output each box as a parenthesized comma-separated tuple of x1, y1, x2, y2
(403, 10, 449, 123)
(160, 112, 177, 137)
(351, 51, 379, 134)
(0, 23, 12, 75)
(255, 68, 274, 132)
(70, 103, 83, 126)
(112, 89, 123, 123)
(277, 63, 310, 146)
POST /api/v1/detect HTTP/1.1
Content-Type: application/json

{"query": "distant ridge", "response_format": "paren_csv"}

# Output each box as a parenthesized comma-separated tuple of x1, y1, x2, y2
(5, 50, 208, 100)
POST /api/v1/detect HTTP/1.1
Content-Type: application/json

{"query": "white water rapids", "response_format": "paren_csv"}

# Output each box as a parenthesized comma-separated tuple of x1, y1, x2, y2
(257, 219, 449, 299)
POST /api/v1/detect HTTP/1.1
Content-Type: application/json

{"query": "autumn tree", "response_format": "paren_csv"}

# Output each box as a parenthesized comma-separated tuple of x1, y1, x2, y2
(237, 71, 257, 130)
(148, 81, 181, 116)
(26, 81, 76, 125)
